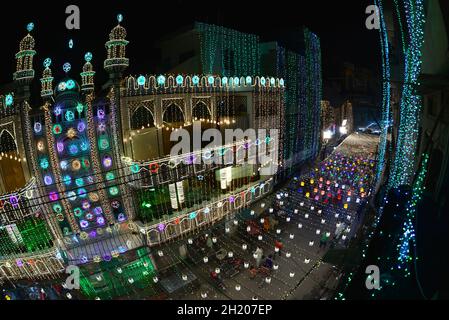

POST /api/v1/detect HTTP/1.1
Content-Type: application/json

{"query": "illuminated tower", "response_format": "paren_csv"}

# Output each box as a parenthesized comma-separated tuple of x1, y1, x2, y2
(80, 52, 95, 93)
(104, 14, 129, 77)
(14, 22, 36, 97)
(40, 58, 54, 99)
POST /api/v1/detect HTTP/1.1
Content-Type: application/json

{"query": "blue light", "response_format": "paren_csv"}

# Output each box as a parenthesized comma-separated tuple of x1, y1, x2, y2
(66, 80, 76, 90)
(5, 94, 13, 107)
(75, 178, 84, 187)
(63, 63, 71, 73)
(78, 188, 87, 198)
(43, 58, 52, 68)
(40, 158, 49, 170)
(63, 175, 72, 186)
(222, 77, 228, 85)
(137, 75, 146, 86)
(34, 122, 42, 134)
(157, 75, 166, 86)
(192, 75, 200, 85)
(176, 75, 183, 85)
(189, 212, 197, 220)
(26, 22, 34, 32)
(65, 110, 75, 121)
(69, 144, 79, 155)
(84, 52, 93, 63)
(208, 76, 214, 85)
(245, 76, 252, 85)
(233, 77, 239, 86)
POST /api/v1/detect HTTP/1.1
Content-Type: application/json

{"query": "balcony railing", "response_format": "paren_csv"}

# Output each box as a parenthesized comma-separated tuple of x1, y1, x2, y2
(128, 177, 274, 247)
(0, 247, 65, 283)
(0, 178, 46, 226)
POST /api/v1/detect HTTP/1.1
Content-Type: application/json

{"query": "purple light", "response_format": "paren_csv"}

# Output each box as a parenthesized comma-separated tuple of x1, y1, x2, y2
(229, 196, 235, 203)
(80, 220, 89, 228)
(102, 156, 113, 168)
(44, 175, 53, 186)
(89, 230, 97, 238)
(49, 192, 58, 202)
(97, 109, 105, 119)
(82, 201, 91, 210)
(57, 142, 64, 153)
(185, 154, 196, 165)
(16, 259, 23, 267)
(77, 121, 86, 133)
(118, 213, 126, 222)
(9, 195, 18, 207)
(93, 207, 103, 215)
(97, 217, 105, 225)
(103, 255, 112, 262)
(158, 223, 165, 232)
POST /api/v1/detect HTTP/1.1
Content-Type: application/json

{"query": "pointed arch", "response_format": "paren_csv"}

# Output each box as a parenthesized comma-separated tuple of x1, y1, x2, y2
(163, 104, 185, 124)
(192, 101, 211, 121)
(0, 129, 17, 153)
(131, 106, 155, 130)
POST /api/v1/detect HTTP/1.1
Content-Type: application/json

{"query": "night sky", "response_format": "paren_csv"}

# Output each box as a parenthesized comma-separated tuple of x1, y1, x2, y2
(0, 0, 380, 87)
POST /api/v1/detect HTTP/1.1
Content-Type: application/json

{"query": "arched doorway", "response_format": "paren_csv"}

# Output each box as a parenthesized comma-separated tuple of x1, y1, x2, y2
(162, 104, 185, 155)
(0, 130, 25, 192)
(130, 106, 159, 160)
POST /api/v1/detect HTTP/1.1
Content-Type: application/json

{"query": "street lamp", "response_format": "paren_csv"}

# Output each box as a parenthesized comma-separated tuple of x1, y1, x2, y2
(323, 130, 332, 140)
(322, 130, 333, 160)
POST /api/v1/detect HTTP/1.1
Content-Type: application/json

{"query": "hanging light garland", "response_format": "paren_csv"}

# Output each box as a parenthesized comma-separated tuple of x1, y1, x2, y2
(375, 0, 391, 185)
(388, 0, 426, 189)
